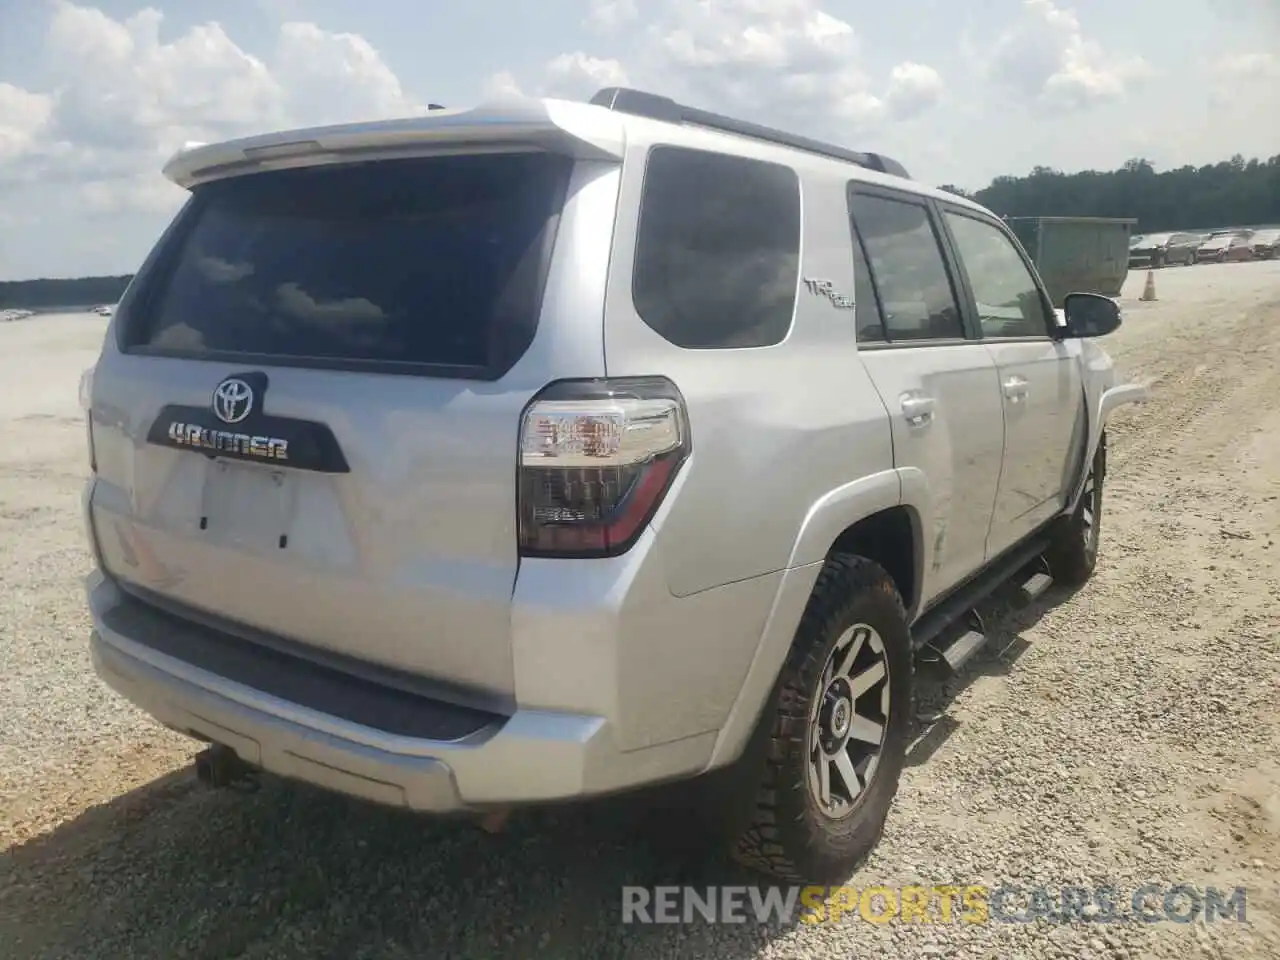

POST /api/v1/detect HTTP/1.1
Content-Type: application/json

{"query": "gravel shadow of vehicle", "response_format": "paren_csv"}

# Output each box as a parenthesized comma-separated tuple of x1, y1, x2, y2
(0, 763, 803, 959)
(905, 576, 1083, 770)
(0, 579, 1080, 960)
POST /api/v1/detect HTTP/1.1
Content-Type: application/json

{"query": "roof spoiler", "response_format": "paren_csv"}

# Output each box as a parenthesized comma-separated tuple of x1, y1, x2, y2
(161, 100, 626, 189)
(588, 86, 910, 180)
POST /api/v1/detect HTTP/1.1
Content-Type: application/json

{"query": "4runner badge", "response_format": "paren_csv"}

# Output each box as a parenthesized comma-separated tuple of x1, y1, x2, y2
(150, 371, 296, 465)
(802, 277, 855, 310)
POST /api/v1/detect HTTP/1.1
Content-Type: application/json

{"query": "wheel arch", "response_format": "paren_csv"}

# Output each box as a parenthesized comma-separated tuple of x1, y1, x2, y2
(704, 471, 925, 769)
(827, 506, 921, 616)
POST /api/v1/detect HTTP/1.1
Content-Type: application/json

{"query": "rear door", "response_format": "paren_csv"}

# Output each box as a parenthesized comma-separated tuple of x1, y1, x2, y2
(849, 186, 1005, 606)
(937, 204, 1084, 559)
(87, 149, 613, 698)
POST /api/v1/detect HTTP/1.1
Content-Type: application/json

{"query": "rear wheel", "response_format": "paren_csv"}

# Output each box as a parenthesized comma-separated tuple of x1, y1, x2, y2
(730, 555, 913, 883)
(1047, 432, 1106, 586)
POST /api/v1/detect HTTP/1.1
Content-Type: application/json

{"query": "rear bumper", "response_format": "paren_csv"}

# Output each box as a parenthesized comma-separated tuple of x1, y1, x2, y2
(87, 570, 713, 811)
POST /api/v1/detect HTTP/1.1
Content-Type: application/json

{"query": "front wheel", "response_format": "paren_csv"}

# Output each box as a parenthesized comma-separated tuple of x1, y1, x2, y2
(1047, 433, 1106, 585)
(730, 555, 913, 883)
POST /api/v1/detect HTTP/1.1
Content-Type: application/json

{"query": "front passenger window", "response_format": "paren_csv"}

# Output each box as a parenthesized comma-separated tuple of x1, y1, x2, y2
(944, 212, 1052, 339)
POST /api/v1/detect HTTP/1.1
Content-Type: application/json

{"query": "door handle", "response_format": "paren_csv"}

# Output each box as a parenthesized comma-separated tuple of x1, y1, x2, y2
(1002, 376, 1029, 401)
(900, 394, 935, 426)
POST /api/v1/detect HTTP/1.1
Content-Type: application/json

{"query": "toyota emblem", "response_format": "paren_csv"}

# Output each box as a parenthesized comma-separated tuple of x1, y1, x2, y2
(212, 377, 255, 424)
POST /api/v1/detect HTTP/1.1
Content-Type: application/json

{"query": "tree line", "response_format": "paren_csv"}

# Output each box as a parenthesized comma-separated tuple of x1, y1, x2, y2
(939, 154, 1280, 233)
(4, 153, 1279, 308)
(0, 275, 133, 311)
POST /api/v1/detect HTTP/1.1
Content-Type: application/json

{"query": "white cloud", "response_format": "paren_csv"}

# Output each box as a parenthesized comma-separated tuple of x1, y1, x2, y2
(1212, 51, 1280, 82)
(987, 0, 1154, 110)
(2, 1, 423, 219)
(0, 84, 54, 162)
(481, 70, 525, 100)
(544, 52, 630, 98)
(493, 0, 945, 137)
(1204, 51, 1280, 127)
(483, 51, 629, 102)
(586, 0, 639, 34)
(79, 171, 186, 216)
(884, 62, 945, 120)
(2, 0, 1275, 280)
(273, 21, 418, 125)
(44, 5, 284, 151)
(639, 0, 881, 123)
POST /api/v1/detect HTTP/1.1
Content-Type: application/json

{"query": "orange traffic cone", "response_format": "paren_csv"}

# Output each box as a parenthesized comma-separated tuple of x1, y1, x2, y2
(1139, 270, 1157, 302)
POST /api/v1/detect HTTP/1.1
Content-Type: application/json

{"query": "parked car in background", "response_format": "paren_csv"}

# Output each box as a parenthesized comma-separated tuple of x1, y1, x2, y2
(1128, 231, 1202, 268)
(1129, 232, 1173, 268)
(1195, 234, 1255, 263)
(1249, 228, 1280, 260)
(1162, 233, 1205, 266)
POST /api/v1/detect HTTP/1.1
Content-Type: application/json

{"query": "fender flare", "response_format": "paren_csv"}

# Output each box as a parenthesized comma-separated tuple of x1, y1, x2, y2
(704, 467, 929, 769)
(1067, 381, 1149, 510)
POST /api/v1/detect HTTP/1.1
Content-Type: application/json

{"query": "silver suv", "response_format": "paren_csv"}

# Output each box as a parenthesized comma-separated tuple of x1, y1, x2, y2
(80, 87, 1146, 882)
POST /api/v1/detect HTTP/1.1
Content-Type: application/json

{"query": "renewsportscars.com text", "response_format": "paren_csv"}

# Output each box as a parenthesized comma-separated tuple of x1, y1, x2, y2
(621, 884, 1248, 925)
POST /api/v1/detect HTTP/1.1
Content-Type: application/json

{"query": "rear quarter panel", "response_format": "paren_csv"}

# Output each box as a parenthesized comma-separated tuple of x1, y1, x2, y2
(600, 138, 894, 600)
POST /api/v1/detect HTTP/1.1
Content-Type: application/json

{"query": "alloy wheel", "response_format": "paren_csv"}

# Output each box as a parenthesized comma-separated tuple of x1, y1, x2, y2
(1081, 466, 1100, 556)
(807, 624, 891, 819)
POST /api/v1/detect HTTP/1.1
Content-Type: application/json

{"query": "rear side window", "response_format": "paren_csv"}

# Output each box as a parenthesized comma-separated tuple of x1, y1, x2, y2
(849, 193, 964, 342)
(632, 146, 800, 349)
(128, 152, 574, 377)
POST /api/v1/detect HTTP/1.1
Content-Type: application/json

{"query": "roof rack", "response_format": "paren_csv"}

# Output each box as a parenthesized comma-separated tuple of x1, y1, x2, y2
(588, 87, 911, 180)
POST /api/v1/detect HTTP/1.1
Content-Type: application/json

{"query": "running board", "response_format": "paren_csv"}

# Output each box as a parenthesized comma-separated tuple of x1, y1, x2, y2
(935, 624, 989, 675)
(911, 532, 1053, 650)
(1018, 570, 1053, 604)
(926, 565, 1057, 676)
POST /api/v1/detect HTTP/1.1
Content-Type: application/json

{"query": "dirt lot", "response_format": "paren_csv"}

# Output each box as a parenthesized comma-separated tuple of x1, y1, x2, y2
(2, 261, 1278, 960)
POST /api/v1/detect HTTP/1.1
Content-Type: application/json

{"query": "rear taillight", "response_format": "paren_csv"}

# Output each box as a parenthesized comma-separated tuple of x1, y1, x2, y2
(518, 377, 690, 558)
(78, 366, 97, 472)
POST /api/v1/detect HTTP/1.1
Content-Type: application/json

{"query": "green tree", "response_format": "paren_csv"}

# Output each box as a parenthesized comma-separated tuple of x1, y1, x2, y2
(949, 153, 1280, 232)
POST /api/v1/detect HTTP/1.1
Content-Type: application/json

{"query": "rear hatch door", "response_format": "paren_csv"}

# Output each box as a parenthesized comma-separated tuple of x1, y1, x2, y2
(88, 144, 612, 700)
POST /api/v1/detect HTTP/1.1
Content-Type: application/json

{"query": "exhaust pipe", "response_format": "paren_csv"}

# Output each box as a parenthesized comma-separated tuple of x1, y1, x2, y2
(194, 744, 256, 789)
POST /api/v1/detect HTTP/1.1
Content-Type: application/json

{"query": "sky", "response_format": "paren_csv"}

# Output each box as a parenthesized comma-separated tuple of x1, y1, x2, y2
(0, 0, 1277, 279)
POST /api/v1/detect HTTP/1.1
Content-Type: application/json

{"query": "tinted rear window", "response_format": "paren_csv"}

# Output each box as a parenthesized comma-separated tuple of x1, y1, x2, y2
(632, 146, 800, 349)
(129, 152, 573, 376)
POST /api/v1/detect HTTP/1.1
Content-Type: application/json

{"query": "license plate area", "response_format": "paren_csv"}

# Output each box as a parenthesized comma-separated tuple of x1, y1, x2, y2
(200, 459, 298, 551)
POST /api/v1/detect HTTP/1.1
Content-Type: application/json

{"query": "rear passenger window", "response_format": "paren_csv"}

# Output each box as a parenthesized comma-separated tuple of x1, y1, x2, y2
(944, 211, 1051, 338)
(632, 146, 800, 349)
(849, 193, 964, 342)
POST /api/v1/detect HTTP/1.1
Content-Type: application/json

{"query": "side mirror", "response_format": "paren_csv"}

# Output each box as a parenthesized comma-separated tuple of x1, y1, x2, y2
(1059, 292, 1122, 339)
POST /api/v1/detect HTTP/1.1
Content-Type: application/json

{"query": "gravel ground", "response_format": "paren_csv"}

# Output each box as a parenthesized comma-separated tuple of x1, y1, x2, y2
(2, 262, 1279, 959)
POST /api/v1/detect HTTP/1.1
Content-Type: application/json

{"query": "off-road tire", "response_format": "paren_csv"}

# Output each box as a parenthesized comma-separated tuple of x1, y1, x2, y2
(1047, 432, 1107, 586)
(730, 555, 914, 883)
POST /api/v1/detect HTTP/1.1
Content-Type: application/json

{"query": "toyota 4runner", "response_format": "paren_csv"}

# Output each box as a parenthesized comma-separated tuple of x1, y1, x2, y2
(80, 87, 1147, 882)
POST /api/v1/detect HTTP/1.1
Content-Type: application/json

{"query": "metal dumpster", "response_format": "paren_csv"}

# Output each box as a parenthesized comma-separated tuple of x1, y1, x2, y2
(1004, 216, 1138, 306)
